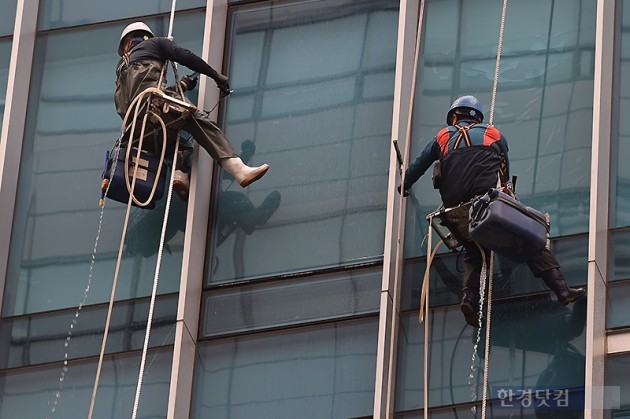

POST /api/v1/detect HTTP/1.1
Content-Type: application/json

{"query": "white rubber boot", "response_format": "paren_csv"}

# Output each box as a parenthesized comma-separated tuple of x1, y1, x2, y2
(220, 157, 269, 187)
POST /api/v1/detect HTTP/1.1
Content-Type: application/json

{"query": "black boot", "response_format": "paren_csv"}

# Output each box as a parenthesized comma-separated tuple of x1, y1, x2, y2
(460, 287, 481, 327)
(540, 268, 586, 305)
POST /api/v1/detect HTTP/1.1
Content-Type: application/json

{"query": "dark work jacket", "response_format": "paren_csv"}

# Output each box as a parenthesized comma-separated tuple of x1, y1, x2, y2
(404, 119, 510, 207)
(115, 37, 221, 118)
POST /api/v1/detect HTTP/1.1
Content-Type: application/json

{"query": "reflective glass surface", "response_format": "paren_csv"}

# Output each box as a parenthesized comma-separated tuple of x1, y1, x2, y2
(209, 0, 398, 283)
(0, 350, 172, 418)
(0, 295, 177, 369)
(0, 39, 11, 133)
(615, 1, 630, 228)
(191, 318, 378, 418)
(3, 13, 204, 316)
(395, 301, 587, 412)
(396, 406, 540, 418)
(605, 355, 630, 417)
(38, 0, 205, 30)
(609, 229, 630, 282)
(400, 236, 587, 313)
(607, 281, 630, 329)
(0, 0, 16, 36)
(404, 0, 596, 260)
(202, 267, 380, 337)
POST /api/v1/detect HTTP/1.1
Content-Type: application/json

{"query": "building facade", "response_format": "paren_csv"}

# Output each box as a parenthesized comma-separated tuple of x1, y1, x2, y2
(0, 0, 627, 417)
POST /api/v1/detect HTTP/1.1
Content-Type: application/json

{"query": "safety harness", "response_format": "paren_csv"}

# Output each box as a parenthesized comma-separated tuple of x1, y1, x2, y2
(452, 122, 475, 149)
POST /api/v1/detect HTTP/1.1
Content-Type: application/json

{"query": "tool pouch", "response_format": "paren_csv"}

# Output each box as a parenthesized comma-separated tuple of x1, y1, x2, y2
(432, 161, 442, 189)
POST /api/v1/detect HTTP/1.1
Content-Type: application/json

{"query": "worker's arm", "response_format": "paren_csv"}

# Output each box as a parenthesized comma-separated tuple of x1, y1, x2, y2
(155, 38, 230, 93)
(402, 139, 440, 194)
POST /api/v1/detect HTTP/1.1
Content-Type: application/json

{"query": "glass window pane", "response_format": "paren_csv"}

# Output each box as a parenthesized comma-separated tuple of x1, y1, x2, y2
(400, 235, 588, 312)
(404, 0, 595, 260)
(192, 318, 378, 418)
(605, 355, 630, 416)
(201, 267, 380, 337)
(395, 298, 587, 411)
(209, 0, 398, 283)
(0, 1, 16, 36)
(3, 13, 204, 316)
(395, 406, 541, 418)
(37, 0, 205, 30)
(0, 39, 11, 133)
(0, 295, 177, 369)
(0, 350, 172, 418)
(614, 1, 630, 227)
(607, 281, 630, 329)
(609, 229, 630, 282)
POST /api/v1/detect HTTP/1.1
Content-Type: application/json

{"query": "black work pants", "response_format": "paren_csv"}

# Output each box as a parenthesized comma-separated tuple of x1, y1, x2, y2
(462, 242, 561, 291)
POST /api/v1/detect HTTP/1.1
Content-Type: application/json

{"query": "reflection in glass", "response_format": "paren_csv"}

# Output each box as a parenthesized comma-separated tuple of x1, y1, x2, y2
(400, 235, 587, 313)
(607, 281, 630, 329)
(0, 295, 177, 369)
(0, 40, 10, 133)
(605, 355, 630, 416)
(37, 0, 204, 30)
(615, 1, 630, 227)
(202, 267, 380, 337)
(0, 0, 16, 36)
(395, 298, 587, 412)
(405, 0, 596, 261)
(0, 350, 172, 418)
(3, 13, 204, 316)
(191, 318, 378, 419)
(210, 0, 398, 282)
(609, 229, 630, 282)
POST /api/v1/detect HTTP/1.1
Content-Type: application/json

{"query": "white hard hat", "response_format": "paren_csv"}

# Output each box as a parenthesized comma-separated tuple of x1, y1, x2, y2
(118, 22, 154, 56)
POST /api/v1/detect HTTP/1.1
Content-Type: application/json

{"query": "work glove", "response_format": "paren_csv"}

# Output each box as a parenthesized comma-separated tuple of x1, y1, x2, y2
(502, 181, 515, 198)
(215, 74, 232, 97)
(180, 73, 198, 92)
(397, 185, 409, 197)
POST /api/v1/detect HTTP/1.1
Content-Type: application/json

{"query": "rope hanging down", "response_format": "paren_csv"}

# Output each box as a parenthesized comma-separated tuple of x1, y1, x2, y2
(414, 0, 508, 418)
(477, 1, 508, 417)
(88, 2, 186, 417)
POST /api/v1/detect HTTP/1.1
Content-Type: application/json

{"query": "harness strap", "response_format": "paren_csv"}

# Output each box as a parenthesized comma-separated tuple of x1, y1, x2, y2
(452, 123, 475, 149)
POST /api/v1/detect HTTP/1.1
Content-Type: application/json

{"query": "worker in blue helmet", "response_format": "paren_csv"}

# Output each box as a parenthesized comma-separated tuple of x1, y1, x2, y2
(400, 95, 585, 327)
(115, 22, 269, 200)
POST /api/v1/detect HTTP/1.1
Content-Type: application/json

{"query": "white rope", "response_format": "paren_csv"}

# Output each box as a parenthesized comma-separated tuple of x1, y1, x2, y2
(88, 84, 184, 418)
(488, 0, 509, 126)
(131, 133, 179, 419)
(89, 0, 184, 411)
(480, 250, 494, 419)
(88, 89, 157, 419)
(131, 1, 181, 411)
(467, 245, 494, 418)
(167, 0, 177, 39)
(124, 110, 167, 207)
(476, 0, 508, 414)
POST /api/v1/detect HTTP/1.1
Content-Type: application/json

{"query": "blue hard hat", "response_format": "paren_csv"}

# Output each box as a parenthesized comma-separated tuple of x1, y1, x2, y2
(446, 95, 484, 125)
